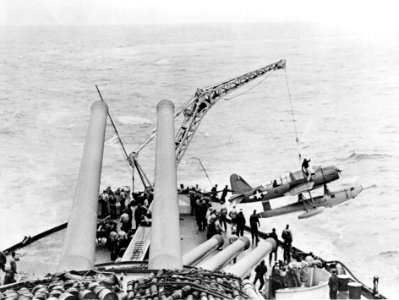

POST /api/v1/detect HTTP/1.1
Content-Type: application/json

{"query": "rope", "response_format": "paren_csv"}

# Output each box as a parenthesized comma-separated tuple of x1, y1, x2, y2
(95, 85, 131, 165)
(284, 69, 301, 162)
(196, 158, 213, 187)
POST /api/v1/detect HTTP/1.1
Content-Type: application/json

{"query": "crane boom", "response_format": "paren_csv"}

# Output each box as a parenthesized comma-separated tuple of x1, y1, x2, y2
(175, 59, 286, 165)
(131, 59, 286, 185)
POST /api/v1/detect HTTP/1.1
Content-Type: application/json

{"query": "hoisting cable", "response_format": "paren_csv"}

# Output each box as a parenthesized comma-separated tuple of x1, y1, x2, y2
(284, 69, 302, 162)
(223, 71, 273, 101)
(196, 157, 213, 187)
(95, 85, 131, 165)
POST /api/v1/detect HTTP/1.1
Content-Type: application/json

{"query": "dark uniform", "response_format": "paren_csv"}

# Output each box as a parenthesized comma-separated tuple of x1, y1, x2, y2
(269, 229, 278, 264)
(302, 158, 311, 178)
(282, 226, 293, 263)
(220, 185, 231, 202)
(236, 211, 246, 237)
(253, 260, 268, 290)
(249, 211, 260, 244)
(328, 271, 339, 299)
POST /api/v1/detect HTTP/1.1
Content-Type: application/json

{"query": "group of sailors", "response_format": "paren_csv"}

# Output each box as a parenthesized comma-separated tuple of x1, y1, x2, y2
(265, 252, 322, 298)
(97, 182, 336, 298)
(0, 251, 17, 286)
(97, 186, 153, 261)
(252, 228, 325, 298)
(180, 184, 233, 239)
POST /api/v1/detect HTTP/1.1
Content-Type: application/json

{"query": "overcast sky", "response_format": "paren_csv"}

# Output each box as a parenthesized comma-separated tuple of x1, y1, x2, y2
(0, 0, 398, 28)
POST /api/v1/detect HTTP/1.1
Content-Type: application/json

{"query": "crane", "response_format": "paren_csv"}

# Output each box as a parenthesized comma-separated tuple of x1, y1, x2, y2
(130, 59, 286, 191)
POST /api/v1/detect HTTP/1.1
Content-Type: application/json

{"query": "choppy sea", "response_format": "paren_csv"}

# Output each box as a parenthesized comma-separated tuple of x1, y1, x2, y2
(1, 23, 398, 297)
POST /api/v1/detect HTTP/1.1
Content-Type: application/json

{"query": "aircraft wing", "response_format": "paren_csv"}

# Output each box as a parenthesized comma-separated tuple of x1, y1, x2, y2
(285, 181, 315, 196)
(228, 193, 245, 205)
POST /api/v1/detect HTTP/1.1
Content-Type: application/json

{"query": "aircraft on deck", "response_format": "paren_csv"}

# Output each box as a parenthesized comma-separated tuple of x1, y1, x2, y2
(228, 165, 363, 219)
(229, 165, 341, 204)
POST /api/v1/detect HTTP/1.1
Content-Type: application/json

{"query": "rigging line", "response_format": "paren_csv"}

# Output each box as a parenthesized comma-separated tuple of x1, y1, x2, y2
(284, 69, 301, 161)
(95, 85, 130, 163)
(223, 71, 273, 101)
(196, 157, 213, 187)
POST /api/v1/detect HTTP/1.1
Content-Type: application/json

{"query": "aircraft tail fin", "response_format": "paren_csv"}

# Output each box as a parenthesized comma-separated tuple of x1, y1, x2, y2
(230, 174, 253, 194)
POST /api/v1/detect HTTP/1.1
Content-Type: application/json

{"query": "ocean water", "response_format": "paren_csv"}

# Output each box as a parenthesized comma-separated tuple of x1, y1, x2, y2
(1, 23, 398, 296)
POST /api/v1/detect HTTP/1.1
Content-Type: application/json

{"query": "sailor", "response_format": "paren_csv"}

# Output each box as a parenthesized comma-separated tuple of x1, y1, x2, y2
(118, 230, 129, 253)
(100, 190, 109, 217)
(0, 251, 6, 272)
(281, 225, 293, 264)
(108, 223, 119, 250)
(115, 188, 123, 216)
(270, 261, 285, 298)
(211, 184, 219, 202)
(196, 197, 208, 231)
(253, 260, 268, 291)
(219, 200, 228, 231)
(214, 214, 224, 235)
(206, 207, 213, 224)
(269, 228, 278, 265)
(229, 205, 238, 227)
(119, 209, 131, 233)
(236, 209, 246, 237)
(96, 221, 107, 247)
(135, 203, 148, 228)
(109, 192, 117, 219)
(249, 209, 260, 245)
(120, 188, 127, 212)
(207, 210, 217, 239)
(285, 264, 301, 288)
(302, 158, 311, 181)
(189, 187, 197, 216)
(328, 269, 339, 299)
(3, 251, 17, 285)
(220, 185, 231, 202)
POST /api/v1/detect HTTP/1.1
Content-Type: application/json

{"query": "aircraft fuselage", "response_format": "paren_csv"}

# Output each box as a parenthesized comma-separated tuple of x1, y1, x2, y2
(241, 166, 339, 203)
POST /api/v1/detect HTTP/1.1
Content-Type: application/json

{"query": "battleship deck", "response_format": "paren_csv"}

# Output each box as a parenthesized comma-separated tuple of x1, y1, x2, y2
(6, 195, 255, 276)
(2, 195, 383, 299)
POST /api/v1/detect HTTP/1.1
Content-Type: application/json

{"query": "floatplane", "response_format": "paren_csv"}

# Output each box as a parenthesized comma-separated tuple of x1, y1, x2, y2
(229, 166, 363, 219)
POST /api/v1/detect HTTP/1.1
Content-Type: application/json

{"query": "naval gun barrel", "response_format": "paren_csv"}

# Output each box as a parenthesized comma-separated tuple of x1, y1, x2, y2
(183, 234, 224, 266)
(196, 236, 250, 271)
(148, 100, 183, 269)
(58, 101, 108, 271)
(224, 238, 277, 278)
